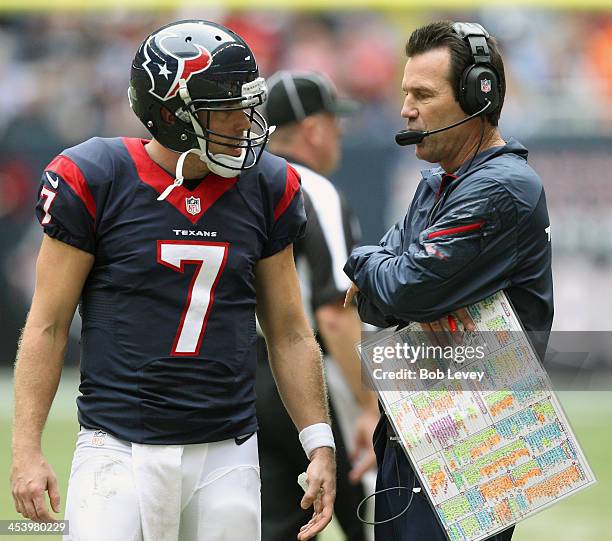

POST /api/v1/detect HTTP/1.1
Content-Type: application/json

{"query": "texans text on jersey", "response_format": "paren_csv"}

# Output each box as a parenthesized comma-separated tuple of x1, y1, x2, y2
(172, 229, 218, 237)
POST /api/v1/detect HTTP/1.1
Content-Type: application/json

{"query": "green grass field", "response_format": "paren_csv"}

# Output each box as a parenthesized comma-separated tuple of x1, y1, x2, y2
(1, 369, 610, 540)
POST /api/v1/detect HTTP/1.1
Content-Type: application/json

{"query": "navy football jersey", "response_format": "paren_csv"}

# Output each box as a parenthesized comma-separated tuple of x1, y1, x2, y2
(36, 137, 306, 444)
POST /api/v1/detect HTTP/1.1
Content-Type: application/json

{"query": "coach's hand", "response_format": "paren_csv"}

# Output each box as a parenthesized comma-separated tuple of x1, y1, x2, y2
(10, 450, 60, 522)
(344, 282, 360, 308)
(298, 446, 336, 540)
(422, 307, 476, 343)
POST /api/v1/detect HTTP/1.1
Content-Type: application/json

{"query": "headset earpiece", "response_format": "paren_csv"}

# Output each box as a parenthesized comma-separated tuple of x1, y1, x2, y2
(459, 64, 499, 114)
(452, 22, 501, 116)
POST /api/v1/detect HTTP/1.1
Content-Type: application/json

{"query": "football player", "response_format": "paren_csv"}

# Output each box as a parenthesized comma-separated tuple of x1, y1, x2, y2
(10, 20, 335, 541)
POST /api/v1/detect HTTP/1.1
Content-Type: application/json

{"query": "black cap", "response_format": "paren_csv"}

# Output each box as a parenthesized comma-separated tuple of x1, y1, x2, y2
(265, 71, 360, 127)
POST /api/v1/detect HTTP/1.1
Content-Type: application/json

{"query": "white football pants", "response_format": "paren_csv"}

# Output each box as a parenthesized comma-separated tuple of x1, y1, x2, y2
(63, 428, 260, 541)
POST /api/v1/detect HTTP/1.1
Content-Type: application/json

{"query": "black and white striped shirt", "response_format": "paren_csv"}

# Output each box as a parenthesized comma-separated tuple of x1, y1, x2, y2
(292, 163, 361, 326)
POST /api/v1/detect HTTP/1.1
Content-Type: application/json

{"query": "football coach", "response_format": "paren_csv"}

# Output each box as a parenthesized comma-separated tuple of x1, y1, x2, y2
(343, 21, 553, 541)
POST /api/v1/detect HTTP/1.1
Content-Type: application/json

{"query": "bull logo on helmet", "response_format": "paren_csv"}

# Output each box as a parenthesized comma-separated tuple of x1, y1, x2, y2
(142, 31, 212, 101)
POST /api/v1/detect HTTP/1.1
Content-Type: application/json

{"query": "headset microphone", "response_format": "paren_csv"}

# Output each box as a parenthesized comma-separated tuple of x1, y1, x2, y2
(395, 100, 491, 146)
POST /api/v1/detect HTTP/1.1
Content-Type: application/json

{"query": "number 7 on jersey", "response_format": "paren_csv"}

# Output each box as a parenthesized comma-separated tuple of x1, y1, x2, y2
(157, 241, 229, 356)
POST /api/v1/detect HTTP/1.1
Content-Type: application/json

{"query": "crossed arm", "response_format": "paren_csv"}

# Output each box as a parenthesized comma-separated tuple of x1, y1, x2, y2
(344, 181, 518, 326)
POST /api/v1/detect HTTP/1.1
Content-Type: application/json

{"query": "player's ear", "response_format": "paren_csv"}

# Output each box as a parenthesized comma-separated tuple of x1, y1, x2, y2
(160, 107, 176, 125)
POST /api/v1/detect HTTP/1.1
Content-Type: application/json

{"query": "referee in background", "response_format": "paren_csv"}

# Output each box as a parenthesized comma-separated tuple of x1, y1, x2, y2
(256, 71, 379, 541)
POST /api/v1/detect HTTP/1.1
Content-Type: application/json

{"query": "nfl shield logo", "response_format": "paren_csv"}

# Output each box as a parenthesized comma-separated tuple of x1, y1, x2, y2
(480, 79, 492, 93)
(92, 430, 107, 447)
(186, 196, 201, 215)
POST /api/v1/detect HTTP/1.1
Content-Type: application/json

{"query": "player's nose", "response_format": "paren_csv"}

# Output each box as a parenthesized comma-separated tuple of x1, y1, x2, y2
(235, 110, 252, 131)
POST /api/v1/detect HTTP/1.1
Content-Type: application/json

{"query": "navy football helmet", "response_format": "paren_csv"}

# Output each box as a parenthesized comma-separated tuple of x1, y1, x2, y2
(129, 20, 271, 178)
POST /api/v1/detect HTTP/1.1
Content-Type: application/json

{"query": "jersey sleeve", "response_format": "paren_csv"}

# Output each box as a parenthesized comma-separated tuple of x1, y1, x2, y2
(35, 154, 97, 254)
(261, 163, 307, 258)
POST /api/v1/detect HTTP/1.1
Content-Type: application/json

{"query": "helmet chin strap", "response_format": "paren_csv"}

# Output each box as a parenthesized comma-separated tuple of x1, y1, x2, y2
(156, 142, 244, 202)
(157, 148, 200, 201)
(199, 144, 246, 179)
(156, 141, 245, 201)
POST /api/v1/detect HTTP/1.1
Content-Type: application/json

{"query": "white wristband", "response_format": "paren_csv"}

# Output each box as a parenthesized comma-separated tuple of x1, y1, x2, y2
(299, 423, 335, 460)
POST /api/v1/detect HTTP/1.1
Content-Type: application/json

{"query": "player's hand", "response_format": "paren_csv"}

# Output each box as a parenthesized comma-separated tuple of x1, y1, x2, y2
(344, 282, 360, 308)
(349, 409, 378, 483)
(297, 446, 336, 540)
(10, 450, 60, 522)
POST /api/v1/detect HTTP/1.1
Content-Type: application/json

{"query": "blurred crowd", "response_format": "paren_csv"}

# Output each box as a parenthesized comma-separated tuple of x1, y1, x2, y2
(1, 9, 612, 149)
(1, 8, 611, 363)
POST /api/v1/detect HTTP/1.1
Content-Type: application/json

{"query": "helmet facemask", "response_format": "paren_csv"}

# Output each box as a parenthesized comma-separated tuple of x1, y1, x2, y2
(176, 77, 273, 179)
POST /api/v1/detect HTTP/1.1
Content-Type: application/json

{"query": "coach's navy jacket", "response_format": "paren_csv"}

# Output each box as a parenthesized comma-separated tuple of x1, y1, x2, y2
(344, 138, 553, 338)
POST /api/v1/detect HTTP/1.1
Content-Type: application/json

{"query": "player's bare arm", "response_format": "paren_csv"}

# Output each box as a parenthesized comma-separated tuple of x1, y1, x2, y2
(255, 244, 336, 541)
(11, 235, 94, 522)
(315, 300, 378, 482)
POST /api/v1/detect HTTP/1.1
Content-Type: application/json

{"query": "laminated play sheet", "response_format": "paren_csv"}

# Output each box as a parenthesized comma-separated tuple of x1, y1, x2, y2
(358, 291, 596, 541)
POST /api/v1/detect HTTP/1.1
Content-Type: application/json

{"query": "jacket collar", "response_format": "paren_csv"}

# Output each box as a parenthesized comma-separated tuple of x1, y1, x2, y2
(420, 137, 528, 193)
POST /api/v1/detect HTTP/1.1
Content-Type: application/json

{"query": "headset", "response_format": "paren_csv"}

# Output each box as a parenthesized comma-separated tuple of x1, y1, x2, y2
(453, 22, 501, 116)
(396, 22, 501, 146)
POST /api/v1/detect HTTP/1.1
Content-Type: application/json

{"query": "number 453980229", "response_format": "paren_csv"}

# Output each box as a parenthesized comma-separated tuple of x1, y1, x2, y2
(157, 241, 229, 356)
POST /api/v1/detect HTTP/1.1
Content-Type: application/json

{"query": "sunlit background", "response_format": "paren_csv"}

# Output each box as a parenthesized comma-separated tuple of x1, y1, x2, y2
(1, 1, 611, 539)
